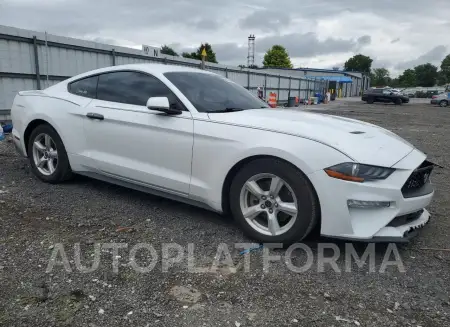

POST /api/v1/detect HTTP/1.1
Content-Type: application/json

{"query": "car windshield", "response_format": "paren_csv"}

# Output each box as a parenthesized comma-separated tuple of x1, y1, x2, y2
(164, 72, 269, 112)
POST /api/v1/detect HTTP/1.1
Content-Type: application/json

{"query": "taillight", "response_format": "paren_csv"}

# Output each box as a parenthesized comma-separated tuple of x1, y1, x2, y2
(432, 95, 437, 99)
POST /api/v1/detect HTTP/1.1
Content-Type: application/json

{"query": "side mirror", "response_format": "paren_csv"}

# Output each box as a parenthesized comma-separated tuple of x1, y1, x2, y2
(146, 97, 182, 115)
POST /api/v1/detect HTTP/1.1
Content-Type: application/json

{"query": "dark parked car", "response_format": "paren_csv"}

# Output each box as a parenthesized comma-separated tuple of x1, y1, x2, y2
(362, 88, 409, 105)
(426, 90, 439, 98)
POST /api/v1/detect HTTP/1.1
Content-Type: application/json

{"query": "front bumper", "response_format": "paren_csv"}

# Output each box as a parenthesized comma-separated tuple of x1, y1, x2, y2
(309, 149, 434, 242)
(328, 209, 430, 243)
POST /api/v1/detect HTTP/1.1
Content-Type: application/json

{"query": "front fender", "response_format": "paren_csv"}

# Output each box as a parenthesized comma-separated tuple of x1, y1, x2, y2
(190, 120, 351, 212)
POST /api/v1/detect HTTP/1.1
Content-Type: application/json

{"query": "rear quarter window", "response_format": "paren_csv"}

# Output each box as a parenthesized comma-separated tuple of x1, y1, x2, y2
(68, 75, 98, 98)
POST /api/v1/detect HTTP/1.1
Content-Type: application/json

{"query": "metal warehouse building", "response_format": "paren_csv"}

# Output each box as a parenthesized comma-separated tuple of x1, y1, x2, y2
(261, 68, 370, 98)
(0, 25, 331, 120)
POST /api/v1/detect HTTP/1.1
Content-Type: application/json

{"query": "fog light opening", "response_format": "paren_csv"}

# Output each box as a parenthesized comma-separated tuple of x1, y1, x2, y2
(347, 199, 392, 208)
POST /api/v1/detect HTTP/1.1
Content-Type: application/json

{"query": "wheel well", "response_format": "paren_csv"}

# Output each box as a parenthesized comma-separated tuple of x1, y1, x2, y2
(23, 119, 52, 156)
(221, 155, 321, 225)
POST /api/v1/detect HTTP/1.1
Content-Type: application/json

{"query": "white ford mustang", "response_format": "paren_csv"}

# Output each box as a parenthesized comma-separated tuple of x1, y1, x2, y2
(11, 64, 434, 244)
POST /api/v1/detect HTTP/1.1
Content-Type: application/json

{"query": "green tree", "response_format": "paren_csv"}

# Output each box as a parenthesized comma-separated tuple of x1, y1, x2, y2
(181, 52, 195, 59)
(263, 45, 293, 68)
(440, 54, 450, 82)
(397, 69, 417, 87)
(181, 43, 218, 63)
(414, 63, 438, 87)
(390, 77, 399, 87)
(161, 45, 178, 56)
(370, 68, 390, 86)
(437, 70, 448, 85)
(344, 54, 373, 73)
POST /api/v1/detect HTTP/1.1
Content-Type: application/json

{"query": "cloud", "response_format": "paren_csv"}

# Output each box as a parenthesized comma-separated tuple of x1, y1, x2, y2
(255, 33, 360, 58)
(191, 18, 220, 31)
(239, 9, 291, 32)
(212, 44, 251, 66)
(357, 35, 371, 46)
(372, 58, 394, 69)
(1, 0, 450, 71)
(395, 45, 447, 70)
(0, 0, 229, 37)
(308, 0, 447, 18)
(354, 35, 371, 51)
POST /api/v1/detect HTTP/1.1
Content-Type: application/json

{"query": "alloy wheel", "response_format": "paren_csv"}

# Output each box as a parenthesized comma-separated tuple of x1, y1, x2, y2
(239, 173, 298, 236)
(32, 133, 59, 176)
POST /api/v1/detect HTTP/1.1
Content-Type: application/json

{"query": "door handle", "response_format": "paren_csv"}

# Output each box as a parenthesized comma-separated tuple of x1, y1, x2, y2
(86, 113, 104, 120)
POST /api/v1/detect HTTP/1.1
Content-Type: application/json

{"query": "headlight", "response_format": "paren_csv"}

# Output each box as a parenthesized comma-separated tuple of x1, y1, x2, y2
(324, 163, 395, 182)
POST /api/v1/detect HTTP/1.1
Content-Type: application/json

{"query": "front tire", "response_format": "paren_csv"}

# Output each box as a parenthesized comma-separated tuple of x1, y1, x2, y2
(395, 98, 402, 105)
(27, 124, 73, 183)
(229, 158, 319, 244)
(439, 100, 448, 107)
(367, 97, 374, 104)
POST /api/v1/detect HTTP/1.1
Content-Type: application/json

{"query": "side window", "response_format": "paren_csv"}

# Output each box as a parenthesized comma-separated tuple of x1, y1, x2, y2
(97, 71, 179, 107)
(68, 75, 98, 98)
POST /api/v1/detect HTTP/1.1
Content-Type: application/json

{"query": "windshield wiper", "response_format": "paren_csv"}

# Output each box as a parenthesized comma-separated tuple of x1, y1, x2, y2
(209, 107, 245, 113)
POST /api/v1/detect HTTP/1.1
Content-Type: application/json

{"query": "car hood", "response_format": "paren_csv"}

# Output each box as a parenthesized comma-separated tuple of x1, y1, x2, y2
(207, 109, 415, 167)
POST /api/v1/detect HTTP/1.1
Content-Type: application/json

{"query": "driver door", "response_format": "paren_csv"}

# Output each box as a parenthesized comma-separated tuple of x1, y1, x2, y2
(83, 71, 193, 195)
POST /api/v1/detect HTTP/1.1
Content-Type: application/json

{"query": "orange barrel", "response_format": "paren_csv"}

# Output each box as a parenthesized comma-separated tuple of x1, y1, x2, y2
(268, 92, 277, 108)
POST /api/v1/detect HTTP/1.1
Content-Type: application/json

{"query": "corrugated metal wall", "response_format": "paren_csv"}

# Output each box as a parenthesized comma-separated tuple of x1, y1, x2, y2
(263, 68, 367, 97)
(0, 25, 326, 113)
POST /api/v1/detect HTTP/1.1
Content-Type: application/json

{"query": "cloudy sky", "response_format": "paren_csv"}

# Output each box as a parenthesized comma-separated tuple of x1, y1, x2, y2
(1, 0, 450, 75)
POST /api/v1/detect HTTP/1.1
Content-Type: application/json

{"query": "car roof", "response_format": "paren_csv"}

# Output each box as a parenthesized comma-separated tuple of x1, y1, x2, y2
(65, 63, 213, 83)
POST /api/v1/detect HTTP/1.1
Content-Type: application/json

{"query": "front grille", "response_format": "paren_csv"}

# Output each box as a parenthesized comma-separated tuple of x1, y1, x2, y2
(401, 160, 434, 196)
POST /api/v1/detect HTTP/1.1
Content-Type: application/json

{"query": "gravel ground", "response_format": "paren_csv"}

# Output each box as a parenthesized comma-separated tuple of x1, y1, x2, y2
(0, 100, 449, 327)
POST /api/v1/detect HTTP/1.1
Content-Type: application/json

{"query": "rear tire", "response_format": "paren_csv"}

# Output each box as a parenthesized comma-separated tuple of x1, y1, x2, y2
(229, 158, 319, 245)
(27, 124, 73, 183)
(367, 97, 374, 104)
(439, 100, 448, 107)
(395, 98, 402, 105)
